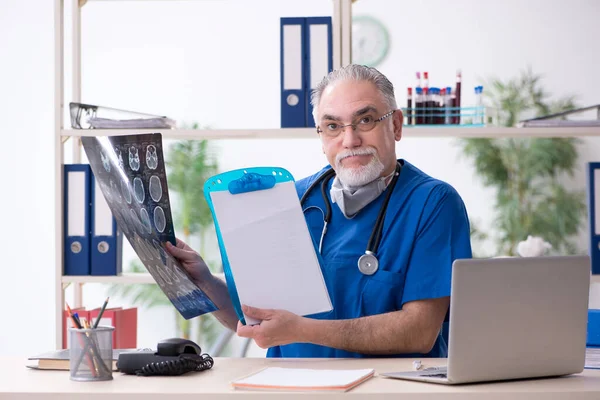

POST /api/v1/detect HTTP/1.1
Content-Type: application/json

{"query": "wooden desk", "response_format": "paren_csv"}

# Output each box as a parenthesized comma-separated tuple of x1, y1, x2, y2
(3, 357, 600, 399)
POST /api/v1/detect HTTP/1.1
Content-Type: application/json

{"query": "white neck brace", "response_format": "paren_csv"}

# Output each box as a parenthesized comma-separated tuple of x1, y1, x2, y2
(330, 168, 396, 219)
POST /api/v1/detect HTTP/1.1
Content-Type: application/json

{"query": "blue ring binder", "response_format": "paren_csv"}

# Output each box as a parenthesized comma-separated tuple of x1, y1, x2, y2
(203, 167, 294, 325)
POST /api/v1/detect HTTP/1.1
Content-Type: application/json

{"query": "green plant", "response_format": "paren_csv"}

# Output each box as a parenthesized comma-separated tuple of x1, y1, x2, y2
(108, 125, 225, 349)
(459, 68, 586, 256)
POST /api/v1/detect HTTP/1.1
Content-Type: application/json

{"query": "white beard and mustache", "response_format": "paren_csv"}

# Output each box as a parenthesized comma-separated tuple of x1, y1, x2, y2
(330, 147, 395, 218)
(334, 147, 384, 188)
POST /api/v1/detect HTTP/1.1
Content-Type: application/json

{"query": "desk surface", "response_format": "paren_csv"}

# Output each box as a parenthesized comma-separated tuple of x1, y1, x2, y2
(4, 356, 600, 399)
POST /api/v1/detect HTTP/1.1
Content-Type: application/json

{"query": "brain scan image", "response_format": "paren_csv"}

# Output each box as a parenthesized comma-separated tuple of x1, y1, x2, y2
(129, 209, 144, 235)
(115, 147, 124, 169)
(110, 180, 122, 204)
(136, 234, 154, 261)
(158, 245, 168, 265)
(174, 263, 192, 282)
(140, 208, 153, 234)
(82, 134, 218, 320)
(133, 177, 145, 203)
(178, 290, 195, 310)
(165, 265, 180, 283)
(148, 239, 162, 262)
(149, 175, 162, 202)
(121, 179, 132, 204)
(133, 234, 146, 262)
(156, 265, 173, 285)
(167, 289, 184, 311)
(100, 149, 111, 172)
(100, 181, 112, 203)
(128, 146, 140, 171)
(152, 267, 167, 289)
(141, 237, 154, 261)
(154, 206, 166, 232)
(146, 145, 158, 170)
(114, 208, 128, 236)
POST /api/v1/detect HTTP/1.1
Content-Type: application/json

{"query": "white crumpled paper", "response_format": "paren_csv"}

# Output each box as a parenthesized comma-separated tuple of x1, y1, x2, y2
(516, 235, 552, 257)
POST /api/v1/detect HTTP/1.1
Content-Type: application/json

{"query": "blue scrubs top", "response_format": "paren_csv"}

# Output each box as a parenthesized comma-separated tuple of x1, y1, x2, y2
(266, 159, 472, 359)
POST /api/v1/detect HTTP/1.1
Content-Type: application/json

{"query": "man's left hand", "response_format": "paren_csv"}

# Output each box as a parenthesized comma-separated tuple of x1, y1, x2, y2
(236, 305, 305, 348)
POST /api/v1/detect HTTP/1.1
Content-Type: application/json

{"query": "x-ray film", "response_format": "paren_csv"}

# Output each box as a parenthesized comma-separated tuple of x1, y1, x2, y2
(82, 133, 218, 319)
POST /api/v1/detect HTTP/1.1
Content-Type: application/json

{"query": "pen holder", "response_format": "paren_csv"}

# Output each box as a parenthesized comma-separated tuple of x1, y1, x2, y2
(68, 326, 114, 381)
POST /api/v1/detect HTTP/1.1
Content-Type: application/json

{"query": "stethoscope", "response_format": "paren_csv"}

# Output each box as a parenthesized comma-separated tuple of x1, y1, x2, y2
(300, 161, 402, 276)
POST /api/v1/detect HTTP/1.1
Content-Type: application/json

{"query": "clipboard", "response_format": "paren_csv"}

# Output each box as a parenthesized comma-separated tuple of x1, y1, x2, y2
(204, 167, 332, 325)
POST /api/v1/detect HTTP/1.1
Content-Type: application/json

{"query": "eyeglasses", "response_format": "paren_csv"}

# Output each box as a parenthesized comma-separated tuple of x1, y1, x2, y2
(317, 110, 395, 138)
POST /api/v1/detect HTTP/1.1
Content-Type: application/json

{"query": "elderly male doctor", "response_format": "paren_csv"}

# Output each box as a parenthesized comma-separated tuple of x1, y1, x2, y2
(167, 64, 472, 359)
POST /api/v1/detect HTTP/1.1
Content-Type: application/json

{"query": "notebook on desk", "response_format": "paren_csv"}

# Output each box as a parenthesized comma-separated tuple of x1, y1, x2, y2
(231, 367, 374, 392)
(381, 256, 590, 385)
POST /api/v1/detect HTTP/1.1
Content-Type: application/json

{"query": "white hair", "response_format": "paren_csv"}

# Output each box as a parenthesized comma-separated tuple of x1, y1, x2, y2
(310, 64, 398, 124)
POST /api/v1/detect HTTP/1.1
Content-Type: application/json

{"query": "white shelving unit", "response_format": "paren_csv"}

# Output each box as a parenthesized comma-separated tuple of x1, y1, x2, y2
(54, 0, 600, 350)
(53, 0, 354, 350)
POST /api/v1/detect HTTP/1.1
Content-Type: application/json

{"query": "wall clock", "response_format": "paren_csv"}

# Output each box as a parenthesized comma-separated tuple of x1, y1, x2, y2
(352, 15, 390, 67)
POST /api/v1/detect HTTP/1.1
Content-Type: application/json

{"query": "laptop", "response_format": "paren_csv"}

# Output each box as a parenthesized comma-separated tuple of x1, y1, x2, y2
(381, 255, 590, 385)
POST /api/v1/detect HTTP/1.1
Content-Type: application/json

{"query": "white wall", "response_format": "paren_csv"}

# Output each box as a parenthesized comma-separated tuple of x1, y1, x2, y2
(0, 0, 56, 356)
(1, 0, 599, 357)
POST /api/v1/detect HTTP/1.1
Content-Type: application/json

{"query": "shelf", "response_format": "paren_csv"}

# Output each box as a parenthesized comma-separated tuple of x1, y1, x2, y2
(61, 272, 225, 285)
(62, 273, 156, 284)
(61, 128, 318, 140)
(401, 126, 600, 138)
(61, 126, 600, 140)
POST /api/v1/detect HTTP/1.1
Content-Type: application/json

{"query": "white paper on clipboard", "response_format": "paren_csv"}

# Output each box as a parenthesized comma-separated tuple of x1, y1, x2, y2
(210, 181, 332, 325)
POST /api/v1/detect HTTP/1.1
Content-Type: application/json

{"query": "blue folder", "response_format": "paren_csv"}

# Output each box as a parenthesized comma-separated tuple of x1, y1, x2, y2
(304, 16, 333, 128)
(588, 162, 600, 275)
(280, 17, 307, 128)
(64, 164, 92, 275)
(280, 16, 333, 128)
(90, 172, 123, 275)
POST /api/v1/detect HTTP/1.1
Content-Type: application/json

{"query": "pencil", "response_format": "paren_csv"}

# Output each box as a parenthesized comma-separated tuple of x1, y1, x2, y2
(65, 303, 83, 329)
(93, 297, 110, 329)
(66, 303, 97, 377)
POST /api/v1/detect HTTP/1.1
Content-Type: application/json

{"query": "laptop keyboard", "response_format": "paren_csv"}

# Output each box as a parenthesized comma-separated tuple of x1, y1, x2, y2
(419, 367, 448, 379)
(422, 373, 448, 378)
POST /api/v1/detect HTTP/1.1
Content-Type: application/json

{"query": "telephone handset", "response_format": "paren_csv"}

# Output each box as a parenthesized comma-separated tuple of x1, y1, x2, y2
(117, 338, 214, 376)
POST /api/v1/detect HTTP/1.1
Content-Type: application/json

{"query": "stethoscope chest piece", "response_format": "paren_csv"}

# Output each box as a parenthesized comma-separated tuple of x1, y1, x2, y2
(358, 251, 379, 275)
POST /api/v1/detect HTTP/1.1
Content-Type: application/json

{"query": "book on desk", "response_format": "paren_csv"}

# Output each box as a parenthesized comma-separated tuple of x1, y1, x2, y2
(27, 349, 137, 371)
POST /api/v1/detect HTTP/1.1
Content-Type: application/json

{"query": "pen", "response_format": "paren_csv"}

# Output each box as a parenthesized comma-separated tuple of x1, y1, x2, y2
(93, 297, 110, 329)
(66, 303, 98, 377)
(73, 312, 83, 329)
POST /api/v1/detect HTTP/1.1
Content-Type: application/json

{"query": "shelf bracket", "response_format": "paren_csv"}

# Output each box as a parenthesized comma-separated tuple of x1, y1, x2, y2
(62, 282, 71, 291)
(79, 0, 87, 7)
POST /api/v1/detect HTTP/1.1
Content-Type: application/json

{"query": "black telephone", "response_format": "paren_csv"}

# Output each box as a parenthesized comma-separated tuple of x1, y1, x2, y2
(117, 338, 214, 376)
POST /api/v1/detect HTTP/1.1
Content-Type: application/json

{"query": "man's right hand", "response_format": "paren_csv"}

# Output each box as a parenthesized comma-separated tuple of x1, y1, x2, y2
(165, 238, 212, 285)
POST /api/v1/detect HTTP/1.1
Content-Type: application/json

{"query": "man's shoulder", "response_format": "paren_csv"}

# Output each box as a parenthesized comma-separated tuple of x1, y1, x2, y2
(401, 160, 463, 204)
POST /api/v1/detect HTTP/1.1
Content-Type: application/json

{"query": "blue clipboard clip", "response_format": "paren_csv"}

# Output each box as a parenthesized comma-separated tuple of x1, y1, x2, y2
(228, 172, 276, 194)
(204, 167, 295, 325)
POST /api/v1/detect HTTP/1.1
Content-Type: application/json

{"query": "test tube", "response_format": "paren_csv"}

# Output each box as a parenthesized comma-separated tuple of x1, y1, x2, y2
(415, 87, 423, 125)
(445, 87, 452, 125)
(423, 87, 430, 124)
(440, 88, 447, 125)
(455, 70, 462, 124)
(407, 87, 413, 125)
(474, 85, 484, 125)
